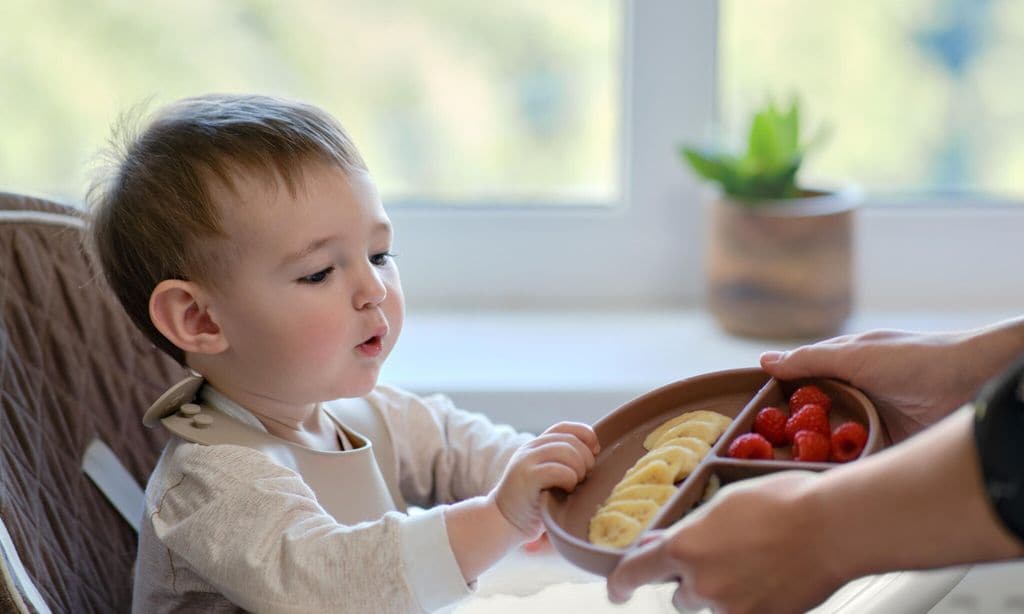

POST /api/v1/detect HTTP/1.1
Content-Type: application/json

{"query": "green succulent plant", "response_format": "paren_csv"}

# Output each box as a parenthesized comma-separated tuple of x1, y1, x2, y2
(681, 98, 826, 202)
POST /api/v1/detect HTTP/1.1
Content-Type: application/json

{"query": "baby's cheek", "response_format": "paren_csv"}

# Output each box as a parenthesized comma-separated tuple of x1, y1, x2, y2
(289, 320, 349, 361)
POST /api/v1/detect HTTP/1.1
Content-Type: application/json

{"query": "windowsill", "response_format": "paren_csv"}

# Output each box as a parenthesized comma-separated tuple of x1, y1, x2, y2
(381, 308, 1020, 433)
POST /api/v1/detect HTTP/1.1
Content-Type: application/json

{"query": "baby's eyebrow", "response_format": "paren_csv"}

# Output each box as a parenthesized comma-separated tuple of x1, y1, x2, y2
(280, 222, 392, 266)
(282, 237, 334, 266)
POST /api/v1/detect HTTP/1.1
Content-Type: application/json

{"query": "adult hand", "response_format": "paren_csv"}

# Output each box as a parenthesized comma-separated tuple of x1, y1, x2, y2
(608, 318, 1024, 612)
(608, 471, 838, 614)
(761, 323, 1024, 442)
(608, 409, 1024, 614)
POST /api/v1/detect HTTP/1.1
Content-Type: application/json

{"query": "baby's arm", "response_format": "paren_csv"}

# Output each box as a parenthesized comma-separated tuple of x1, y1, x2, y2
(369, 385, 534, 505)
(368, 387, 598, 581)
(148, 443, 470, 613)
(444, 422, 600, 581)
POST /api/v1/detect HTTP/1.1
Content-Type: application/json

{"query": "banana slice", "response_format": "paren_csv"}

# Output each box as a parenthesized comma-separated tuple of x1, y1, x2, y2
(588, 409, 731, 547)
(654, 435, 712, 458)
(643, 410, 732, 449)
(605, 484, 677, 506)
(599, 499, 661, 527)
(625, 444, 701, 482)
(646, 420, 726, 450)
(700, 474, 722, 504)
(588, 510, 644, 548)
(611, 459, 674, 494)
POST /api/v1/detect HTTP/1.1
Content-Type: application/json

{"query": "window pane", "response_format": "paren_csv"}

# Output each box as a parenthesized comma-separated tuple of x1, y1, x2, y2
(1, 1, 619, 204)
(720, 0, 1024, 200)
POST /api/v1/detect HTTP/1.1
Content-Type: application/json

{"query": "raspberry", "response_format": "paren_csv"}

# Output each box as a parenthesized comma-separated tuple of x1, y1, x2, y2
(831, 421, 868, 463)
(784, 404, 830, 444)
(728, 433, 774, 460)
(789, 385, 833, 415)
(792, 430, 830, 462)
(753, 406, 788, 446)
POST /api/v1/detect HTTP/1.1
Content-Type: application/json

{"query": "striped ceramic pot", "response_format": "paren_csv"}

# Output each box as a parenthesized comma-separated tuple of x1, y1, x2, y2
(706, 188, 858, 339)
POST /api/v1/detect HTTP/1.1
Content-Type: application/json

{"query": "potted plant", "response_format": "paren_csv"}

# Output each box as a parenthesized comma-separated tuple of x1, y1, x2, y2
(681, 98, 857, 339)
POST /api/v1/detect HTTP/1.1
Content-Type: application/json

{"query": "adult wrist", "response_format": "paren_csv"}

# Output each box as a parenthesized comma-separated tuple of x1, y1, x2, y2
(799, 474, 855, 586)
(967, 317, 1024, 379)
(972, 352, 1024, 544)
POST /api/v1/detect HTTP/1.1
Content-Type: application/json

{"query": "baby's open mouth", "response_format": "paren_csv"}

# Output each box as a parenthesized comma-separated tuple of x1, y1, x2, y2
(356, 335, 383, 357)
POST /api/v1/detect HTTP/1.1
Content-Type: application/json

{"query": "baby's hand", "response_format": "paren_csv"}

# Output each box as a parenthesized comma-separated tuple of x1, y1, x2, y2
(493, 422, 600, 539)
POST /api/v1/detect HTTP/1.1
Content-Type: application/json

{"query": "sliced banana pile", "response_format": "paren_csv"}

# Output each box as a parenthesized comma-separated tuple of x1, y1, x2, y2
(588, 410, 731, 548)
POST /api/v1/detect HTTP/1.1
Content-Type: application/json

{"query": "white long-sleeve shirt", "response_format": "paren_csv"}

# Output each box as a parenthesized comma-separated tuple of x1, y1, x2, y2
(132, 384, 531, 613)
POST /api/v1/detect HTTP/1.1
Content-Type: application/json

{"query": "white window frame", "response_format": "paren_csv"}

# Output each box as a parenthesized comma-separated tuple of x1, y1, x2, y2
(388, 0, 1024, 313)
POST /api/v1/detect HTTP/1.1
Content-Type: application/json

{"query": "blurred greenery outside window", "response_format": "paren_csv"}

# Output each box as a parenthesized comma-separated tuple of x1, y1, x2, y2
(0, 1, 620, 206)
(5, 1, 1022, 209)
(720, 0, 1024, 203)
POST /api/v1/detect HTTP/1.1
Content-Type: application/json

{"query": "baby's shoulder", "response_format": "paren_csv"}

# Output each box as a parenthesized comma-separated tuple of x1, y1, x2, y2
(146, 438, 296, 500)
(143, 439, 321, 535)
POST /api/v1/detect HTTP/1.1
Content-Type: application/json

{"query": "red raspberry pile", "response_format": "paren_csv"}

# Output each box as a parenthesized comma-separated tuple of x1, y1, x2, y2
(727, 384, 868, 463)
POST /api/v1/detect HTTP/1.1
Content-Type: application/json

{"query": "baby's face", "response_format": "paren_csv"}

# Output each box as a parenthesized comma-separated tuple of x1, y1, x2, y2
(199, 161, 404, 405)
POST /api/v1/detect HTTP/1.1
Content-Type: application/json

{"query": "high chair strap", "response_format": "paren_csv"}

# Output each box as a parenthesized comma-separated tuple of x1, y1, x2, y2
(81, 438, 144, 533)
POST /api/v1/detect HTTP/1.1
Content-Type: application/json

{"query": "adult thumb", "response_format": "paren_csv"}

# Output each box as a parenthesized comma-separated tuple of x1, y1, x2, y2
(759, 345, 844, 381)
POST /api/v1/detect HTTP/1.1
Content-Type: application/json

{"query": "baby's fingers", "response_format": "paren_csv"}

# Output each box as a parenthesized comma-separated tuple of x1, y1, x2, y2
(535, 461, 583, 493)
(528, 440, 589, 481)
(543, 421, 600, 455)
(536, 432, 596, 472)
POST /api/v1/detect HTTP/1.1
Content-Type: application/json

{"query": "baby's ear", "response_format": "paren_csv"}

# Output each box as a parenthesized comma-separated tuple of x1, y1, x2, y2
(149, 280, 229, 355)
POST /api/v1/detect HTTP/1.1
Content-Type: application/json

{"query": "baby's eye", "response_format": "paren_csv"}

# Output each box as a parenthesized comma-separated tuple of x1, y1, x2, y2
(369, 252, 396, 266)
(298, 266, 335, 284)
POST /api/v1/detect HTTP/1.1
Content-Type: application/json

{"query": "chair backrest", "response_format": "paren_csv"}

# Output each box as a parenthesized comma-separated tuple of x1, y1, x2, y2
(0, 192, 185, 613)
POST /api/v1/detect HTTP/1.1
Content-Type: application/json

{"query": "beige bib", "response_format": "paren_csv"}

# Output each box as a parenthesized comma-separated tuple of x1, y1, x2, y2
(144, 376, 402, 524)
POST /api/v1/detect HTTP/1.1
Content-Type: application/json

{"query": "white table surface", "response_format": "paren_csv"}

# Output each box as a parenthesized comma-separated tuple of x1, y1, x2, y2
(452, 538, 971, 613)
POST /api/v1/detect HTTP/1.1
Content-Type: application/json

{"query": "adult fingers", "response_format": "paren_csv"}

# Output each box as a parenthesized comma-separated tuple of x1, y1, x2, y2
(672, 582, 709, 613)
(607, 537, 678, 604)
(759, 342, 851, 381)
(637, 529, 664, 547)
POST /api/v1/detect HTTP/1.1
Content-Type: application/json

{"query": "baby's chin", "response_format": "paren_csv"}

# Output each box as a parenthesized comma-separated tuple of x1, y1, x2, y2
(244, 377, 378, 406)
(326, 375, 380, 400)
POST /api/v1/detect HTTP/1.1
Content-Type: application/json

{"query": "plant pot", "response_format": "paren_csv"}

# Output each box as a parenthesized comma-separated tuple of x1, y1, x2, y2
(705, 188, 857, 339)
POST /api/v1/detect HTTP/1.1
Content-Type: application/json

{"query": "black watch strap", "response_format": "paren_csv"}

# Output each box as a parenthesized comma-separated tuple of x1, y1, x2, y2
(974, 352, 1024, 542)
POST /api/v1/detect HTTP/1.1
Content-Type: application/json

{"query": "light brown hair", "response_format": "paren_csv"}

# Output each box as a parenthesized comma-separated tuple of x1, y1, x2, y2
(87, 94, 367, 365)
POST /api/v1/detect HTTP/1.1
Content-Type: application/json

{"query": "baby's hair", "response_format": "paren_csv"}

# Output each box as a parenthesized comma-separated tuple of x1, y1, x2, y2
(87, 94, 367, 365)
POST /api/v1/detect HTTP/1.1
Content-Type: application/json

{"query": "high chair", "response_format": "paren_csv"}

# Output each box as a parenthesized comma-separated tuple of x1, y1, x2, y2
(0, 192, 185, 613)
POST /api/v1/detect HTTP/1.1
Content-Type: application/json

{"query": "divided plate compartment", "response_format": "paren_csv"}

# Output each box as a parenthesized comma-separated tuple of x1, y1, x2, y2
(541, 368, 883, 577)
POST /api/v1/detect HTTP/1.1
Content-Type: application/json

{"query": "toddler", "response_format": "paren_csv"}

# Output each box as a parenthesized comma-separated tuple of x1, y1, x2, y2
(87, 94, 599, 613)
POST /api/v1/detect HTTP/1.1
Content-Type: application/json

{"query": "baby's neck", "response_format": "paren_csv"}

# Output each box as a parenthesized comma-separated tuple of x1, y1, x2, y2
(255, 409, 343, 452)
(251, 405, 344, 452)
(203, 381, 342, 452)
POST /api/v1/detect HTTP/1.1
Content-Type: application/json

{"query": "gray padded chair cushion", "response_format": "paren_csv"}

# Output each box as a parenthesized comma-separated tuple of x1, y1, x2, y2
(0, 192, 185, 613)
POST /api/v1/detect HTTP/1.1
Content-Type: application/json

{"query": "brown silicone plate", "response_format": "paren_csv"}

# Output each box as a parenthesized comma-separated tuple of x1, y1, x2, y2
(541, 367, 882, 577)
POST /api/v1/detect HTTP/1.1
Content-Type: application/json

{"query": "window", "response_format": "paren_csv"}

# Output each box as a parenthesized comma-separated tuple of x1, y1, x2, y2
(718, 0, 1024, 312)
(4, 1, 1020, 311)
(720, 0, 1024, 202)
(0, 0, 619, 205)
